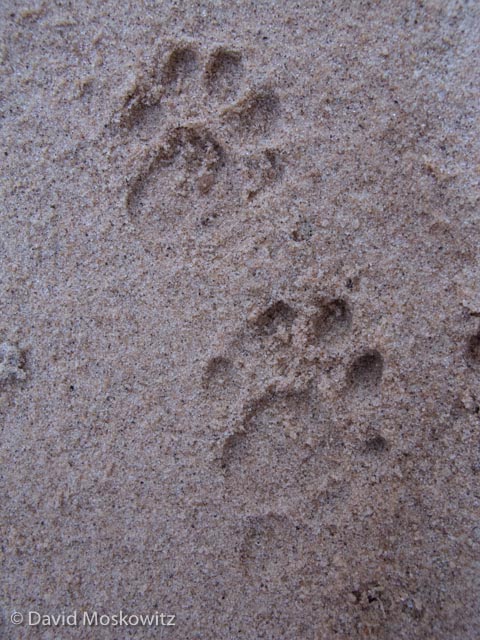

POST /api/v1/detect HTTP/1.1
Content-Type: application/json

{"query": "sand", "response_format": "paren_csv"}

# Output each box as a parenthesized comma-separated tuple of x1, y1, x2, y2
(1, 1, 479, 638)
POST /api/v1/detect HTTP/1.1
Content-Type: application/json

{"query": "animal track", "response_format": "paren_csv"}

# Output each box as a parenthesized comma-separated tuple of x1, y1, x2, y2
(364, 432, 388, 453)
(203, 293, 386, 521)
(162, 45, 199, 87)
(347, 349, 384, 391)
(466, 329, 480, 367)
(205, 47, 244, 101)
(118, 43, 284, 237)
(0, 342, 26, 386)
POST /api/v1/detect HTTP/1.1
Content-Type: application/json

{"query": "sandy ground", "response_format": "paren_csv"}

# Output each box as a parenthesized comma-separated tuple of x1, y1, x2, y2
(1, 1, 480, 638)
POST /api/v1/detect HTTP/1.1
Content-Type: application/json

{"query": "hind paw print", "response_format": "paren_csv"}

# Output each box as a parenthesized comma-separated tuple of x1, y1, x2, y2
(116, 42, 284, 240)
(202, 292, 388, 518)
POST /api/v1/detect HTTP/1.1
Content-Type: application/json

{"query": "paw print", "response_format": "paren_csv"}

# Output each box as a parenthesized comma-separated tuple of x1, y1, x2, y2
(201, 292, 389, 579)
(117, 42, 284, 240)
(202, 292, 387, 518)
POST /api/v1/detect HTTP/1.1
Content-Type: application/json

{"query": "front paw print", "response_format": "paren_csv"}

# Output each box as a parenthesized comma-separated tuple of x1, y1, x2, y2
(118, 42, 284, 240)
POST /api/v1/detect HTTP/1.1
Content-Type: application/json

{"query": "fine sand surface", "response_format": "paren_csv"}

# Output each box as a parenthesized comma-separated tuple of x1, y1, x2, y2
(1, 2, 479, 638)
